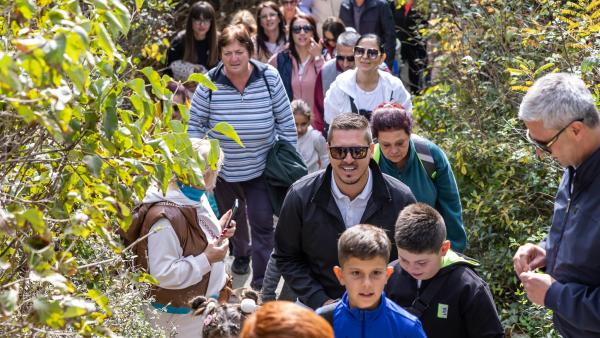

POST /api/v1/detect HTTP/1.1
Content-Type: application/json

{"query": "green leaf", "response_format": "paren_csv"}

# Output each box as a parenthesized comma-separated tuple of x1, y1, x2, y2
(88, 289, 112, 315)
(136, 272, 158, 285)
(33, 298, 65, 329)
(110, 0, 131, 35)
(126, 78, 150, 100)
(94, 22, 115, 58)
(43, 33, 67, 65)
(102, 92, 118, 138)
(187, 72, 217, 91)
(83, 154, 103, 177)
(103, 11, 126, 37)
(135, 0, 144, 11)
(64, 63, 86, 93)
(141, 66, 166, 98)
(212, 122, 244, 147)
(63, 298, 96, 318)
(15, 0, 37, 20)
(22, 208, 45, 234)
(207, 139, 220, 170)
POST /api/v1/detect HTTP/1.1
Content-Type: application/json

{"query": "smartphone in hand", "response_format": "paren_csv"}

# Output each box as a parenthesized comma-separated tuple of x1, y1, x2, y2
(218, 199, 239, 242)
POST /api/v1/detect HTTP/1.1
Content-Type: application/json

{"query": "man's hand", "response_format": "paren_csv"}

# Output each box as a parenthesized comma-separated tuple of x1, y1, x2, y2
(204, 239, 229, 264)
(513, 243, 546, 275)
(519, 271, 555, 306)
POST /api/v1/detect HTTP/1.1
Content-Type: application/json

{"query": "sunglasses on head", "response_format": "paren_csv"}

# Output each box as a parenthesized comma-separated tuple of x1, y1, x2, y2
(354, 46, 380, 59)
(329, 146, 370, 160)
(336, 55, 355, 62)
(291, 24, 313, 34)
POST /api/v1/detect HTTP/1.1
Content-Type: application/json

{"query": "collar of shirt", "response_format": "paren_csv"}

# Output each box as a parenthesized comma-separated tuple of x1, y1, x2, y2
(330, 168, 373, 227)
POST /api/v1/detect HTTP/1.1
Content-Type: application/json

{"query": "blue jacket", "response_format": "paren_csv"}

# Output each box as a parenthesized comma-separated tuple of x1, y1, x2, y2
(375, 136, 467, 251)
(319, 292, 426, 338)
(543, 146, 600, 338)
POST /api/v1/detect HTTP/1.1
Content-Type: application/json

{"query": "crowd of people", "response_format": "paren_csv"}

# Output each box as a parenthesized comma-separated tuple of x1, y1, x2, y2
(126, 1, 600, 337)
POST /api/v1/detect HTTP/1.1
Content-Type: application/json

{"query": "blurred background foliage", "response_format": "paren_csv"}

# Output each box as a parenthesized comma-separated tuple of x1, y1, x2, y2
(1, 0, 599, 336)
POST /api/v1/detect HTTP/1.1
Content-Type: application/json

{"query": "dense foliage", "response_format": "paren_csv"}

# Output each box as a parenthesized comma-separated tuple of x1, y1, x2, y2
(414, 0, 600, 335)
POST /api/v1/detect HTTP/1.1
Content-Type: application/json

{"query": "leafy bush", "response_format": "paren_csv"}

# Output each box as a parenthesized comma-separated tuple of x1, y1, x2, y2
(415, 0, 600, 335)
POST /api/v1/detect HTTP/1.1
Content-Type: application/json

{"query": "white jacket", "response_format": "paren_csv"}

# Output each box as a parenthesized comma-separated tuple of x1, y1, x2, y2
(324, 68, 412, 124)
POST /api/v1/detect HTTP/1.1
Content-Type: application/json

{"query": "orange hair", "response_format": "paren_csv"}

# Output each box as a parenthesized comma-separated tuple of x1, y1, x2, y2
(240, 301, 334, 338)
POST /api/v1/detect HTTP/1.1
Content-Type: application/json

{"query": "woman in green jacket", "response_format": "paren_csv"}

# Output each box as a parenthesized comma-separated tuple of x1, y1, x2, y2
(371, 102, 467, 251)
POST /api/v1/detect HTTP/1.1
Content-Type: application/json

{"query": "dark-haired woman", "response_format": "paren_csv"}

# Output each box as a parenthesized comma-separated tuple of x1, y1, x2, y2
(371, 102, 467, 251)
(254, 1, 287, 63)
(269, 14, 324, 132)
(166, 1, 218, 80)
(320, 16, 345, 60)
(188, 25, 296, 291)
(324, 34, 411, 124)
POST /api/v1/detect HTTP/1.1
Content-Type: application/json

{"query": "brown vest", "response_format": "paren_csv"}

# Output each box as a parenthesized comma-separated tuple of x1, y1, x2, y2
(124, 202, 210, 308)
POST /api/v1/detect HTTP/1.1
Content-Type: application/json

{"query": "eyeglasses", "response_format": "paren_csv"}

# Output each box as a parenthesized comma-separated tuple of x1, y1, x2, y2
(193, 18, 211, 26)
(259, 13, 278, 20)
(336, 55, 355, 62)
(354, 46, 380, 59)
(291, 25, 313, 34)
(329, 146, 370, 160)
(525, 118, 583, 153)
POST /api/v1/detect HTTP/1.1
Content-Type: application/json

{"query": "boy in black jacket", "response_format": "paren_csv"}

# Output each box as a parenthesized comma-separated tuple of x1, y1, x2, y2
(385, 203, 504, 338)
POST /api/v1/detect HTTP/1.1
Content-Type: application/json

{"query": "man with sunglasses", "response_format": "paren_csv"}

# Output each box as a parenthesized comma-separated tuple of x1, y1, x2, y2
(274, 113, 416, 309)
(513, 73, 600, 338)
(313, 31, 361, 134)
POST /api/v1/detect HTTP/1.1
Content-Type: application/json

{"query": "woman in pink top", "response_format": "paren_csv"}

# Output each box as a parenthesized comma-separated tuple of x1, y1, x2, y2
(269, 14, 325, 133)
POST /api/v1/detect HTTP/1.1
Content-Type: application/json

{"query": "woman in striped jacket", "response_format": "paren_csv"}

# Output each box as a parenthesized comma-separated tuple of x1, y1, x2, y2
(188, 24, 297, 291)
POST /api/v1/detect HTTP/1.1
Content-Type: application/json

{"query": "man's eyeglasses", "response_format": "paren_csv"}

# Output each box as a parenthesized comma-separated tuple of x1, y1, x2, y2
(291, 25, 313, 34)
(336, 55, 355, 62)
(525, 118, 583, 153)
(259, 13, 278, 20)
(354, 46, 380, 60)
(329, 146, 369, 160)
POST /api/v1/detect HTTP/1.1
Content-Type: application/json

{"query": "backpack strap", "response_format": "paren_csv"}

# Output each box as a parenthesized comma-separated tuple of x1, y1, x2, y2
(406, 270, 451, 318)
(318, 300, 340, 326)
(411, 134, 437, 180)
(373, 143, 382, 164)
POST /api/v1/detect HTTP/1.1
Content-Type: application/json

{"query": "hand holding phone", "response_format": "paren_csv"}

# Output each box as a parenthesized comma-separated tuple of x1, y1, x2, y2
(218, 199, 239, 241)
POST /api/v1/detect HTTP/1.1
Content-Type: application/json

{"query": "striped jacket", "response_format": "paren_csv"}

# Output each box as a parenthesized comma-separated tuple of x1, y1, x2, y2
(188, 60, 297, 182)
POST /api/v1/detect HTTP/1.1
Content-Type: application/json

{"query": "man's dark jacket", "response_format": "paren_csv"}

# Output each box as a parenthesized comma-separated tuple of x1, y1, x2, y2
(339, 0, 396, 68)
(543, 146, 600, 338)
(385, 253, 504, 338)
(274, 160, 416, 309)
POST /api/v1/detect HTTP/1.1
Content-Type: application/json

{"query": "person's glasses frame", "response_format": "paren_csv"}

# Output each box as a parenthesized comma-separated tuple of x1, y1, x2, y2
(291, 24, 314, 34)
(353, 46, 380, 60)
(336, 55, 355, 62)
(525, 118, 583, 153)
(329, 146, 370, 160)
(193, 18, 211, 26)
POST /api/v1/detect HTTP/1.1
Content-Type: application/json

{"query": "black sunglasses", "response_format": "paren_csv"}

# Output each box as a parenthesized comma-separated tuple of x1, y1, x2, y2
(525, 118, 583, 153)
(336, 55, 355, 62)
(291, 24, 314, 34)
(329, 146, 370, 160)
(354, 46, 380, 59)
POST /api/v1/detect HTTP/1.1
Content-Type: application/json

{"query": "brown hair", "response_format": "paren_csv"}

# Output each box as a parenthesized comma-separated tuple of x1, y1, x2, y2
(327, 113, 372, 144)
(184, 1, 218, 67)
(240, 301, 334, 338)
(231, 10, 257, 36)
(395, 203, 447, 254)
(287, 13, 319, 63)
(192, 290, 259, 338)
(371, 102, 412, 138)
(255, 1, 286, 60)
(218, 24, 255, 56)
(338, 224, 391, 266)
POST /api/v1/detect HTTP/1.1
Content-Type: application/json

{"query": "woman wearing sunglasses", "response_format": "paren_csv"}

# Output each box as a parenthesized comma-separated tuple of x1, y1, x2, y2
(254, 1, 287, 63)
(324, 34, 412, 124)
(370, 102, 467, 252)
(166, 1, 218, 80)
(269, 14, 324, 131)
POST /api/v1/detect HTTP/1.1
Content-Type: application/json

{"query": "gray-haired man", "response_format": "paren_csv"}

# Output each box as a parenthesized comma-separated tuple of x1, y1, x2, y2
(513, 73, 600, 338)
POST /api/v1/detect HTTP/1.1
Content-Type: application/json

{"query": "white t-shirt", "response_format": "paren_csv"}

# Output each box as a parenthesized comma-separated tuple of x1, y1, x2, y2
(354, 80, 386, 113)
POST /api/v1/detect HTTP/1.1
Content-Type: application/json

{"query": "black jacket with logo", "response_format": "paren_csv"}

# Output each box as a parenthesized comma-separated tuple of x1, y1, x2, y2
(385, 251, 504, 338)
(274, 160, 416, 309)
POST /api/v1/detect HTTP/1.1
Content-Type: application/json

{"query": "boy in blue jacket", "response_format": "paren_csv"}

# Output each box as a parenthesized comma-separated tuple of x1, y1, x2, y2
(317, 224, 426, 338)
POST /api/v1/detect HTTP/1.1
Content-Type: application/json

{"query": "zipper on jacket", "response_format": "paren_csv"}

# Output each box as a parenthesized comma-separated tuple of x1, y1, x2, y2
(361, 311, 365, 338)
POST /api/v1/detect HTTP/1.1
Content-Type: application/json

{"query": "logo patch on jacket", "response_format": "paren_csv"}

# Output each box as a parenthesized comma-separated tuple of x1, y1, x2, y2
(437, 303, 449, 319)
